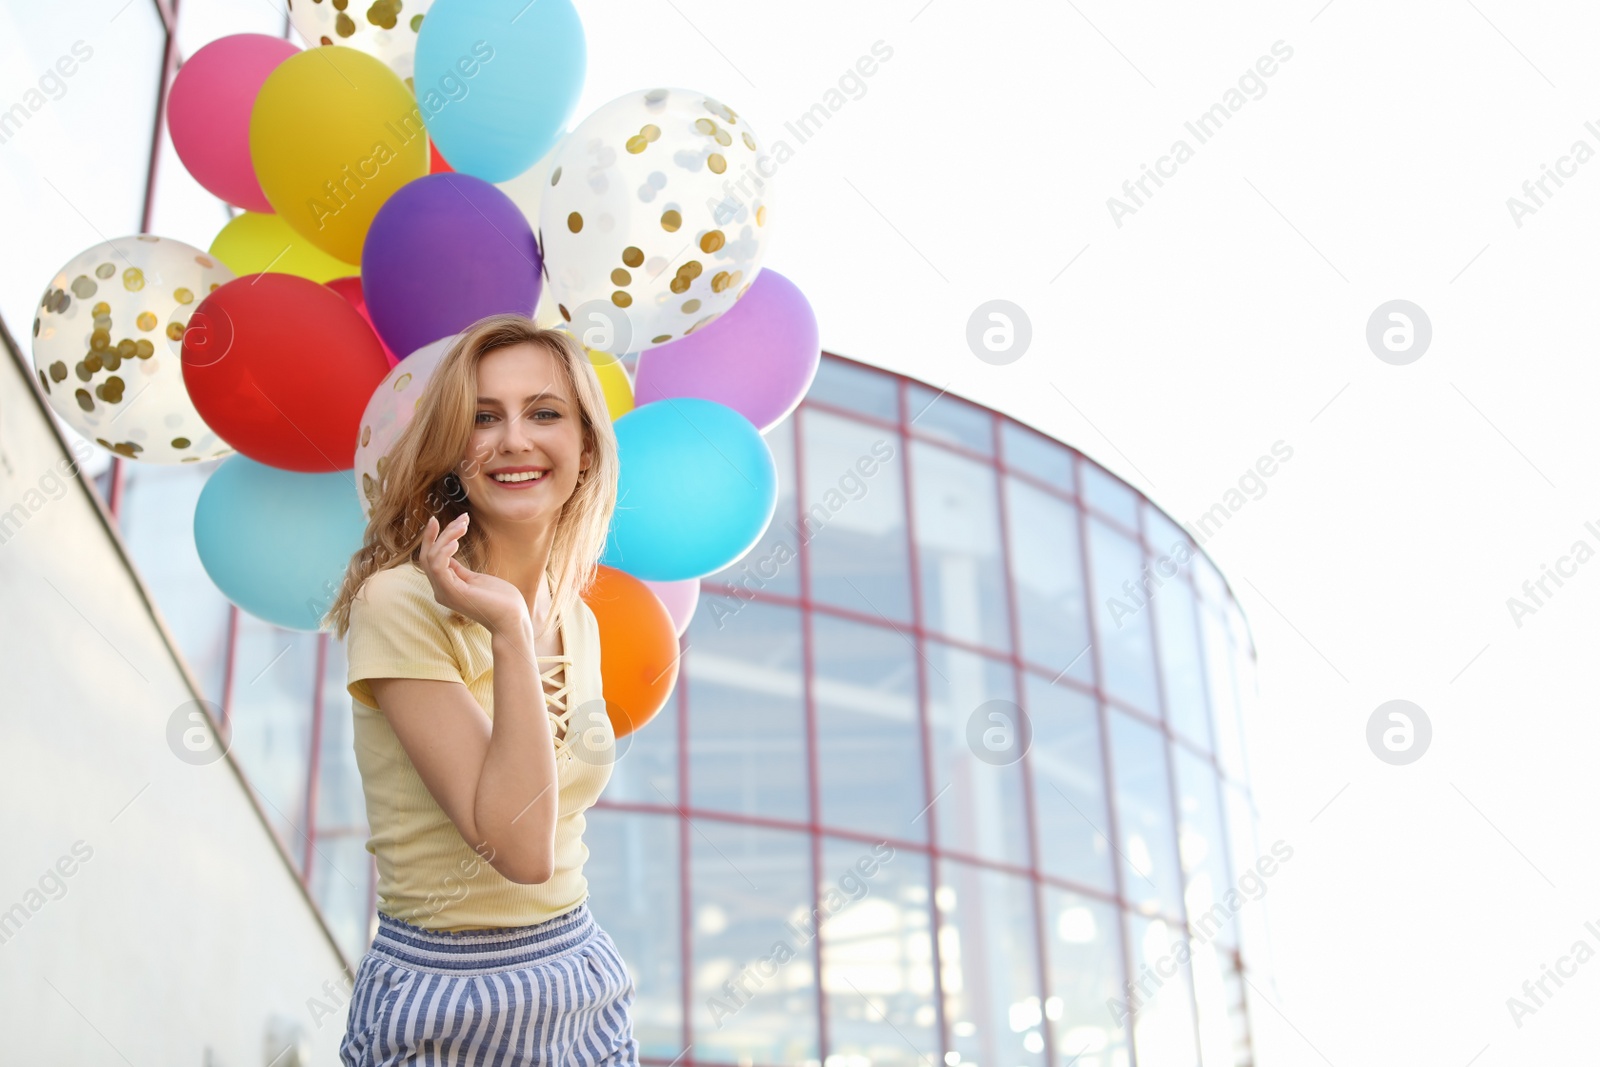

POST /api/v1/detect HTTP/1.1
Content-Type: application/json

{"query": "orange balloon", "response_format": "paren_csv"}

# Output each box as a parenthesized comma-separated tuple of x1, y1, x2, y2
(584, 565, 680, 738)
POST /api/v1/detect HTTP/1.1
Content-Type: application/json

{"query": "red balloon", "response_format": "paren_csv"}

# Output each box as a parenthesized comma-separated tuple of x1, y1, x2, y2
(429, 140, 454, 174)
(182, 273, 390, 472)
(325, 275, 398, 366)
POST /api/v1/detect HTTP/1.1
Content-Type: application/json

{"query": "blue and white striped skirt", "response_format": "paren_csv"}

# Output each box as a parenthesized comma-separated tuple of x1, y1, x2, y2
(338, 900, 638, 1066)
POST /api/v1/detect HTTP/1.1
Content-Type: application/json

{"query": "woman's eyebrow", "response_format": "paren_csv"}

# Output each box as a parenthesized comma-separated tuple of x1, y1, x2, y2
(475, 393, 570, 406)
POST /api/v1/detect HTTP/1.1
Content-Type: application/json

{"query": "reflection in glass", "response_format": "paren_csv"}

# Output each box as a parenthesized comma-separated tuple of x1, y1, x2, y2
(706, 413, 799, 598)
(689, 821, 818, 1063)
(1192, 552, 1227, 612)
(819, 838, 937, 1064)
(312, 635, 373, 961)
(1189, 937, 1243, 1067)
(1079, 462, 1139, 530)
(1151, 572, 1210, 750)
(602, 660, 679, 807)
(1086, 518, 1160, 714)
(1125, 914, 1201, 1067)
(1002, 422, 1075, 492)
(1227, 602, 1258, 782)
(1023, 675, 1113, 891)
(937, 860, 1047, 1066)
(1143, 501, 1192, 563)
(924, 640, 1028, 867)
(307, 832, 373, 967)
(1042, 888, 1130, 1067)
(910, 440, 1012, 652)
(686, 597, 807, 821)
(584, 809, 685, 1057)
(804, 356, 899, 421)
(1173, 747, 1235, 949)
(228, 613, 318, 855)
(1223, 784, 1272, 973)
(117, 460, 232, 703)
(1107, 711, 1183, 918)
(1200, 607, 1246, 782)
(908, 382, 993, 456)
(1006, 478, 1092, 685)
(812, 612, 927, 842)
(801, 408, 913, 623)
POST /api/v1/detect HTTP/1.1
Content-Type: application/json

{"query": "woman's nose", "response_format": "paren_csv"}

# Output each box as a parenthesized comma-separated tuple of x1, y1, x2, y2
(500, 414, 532, 450)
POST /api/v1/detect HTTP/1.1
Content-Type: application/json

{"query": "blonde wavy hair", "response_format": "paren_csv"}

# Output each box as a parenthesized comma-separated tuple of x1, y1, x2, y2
(324, 314, 618, 643)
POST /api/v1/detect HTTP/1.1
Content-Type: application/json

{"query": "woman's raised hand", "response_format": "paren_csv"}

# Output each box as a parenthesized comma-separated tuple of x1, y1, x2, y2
(418, 513, 530, 637)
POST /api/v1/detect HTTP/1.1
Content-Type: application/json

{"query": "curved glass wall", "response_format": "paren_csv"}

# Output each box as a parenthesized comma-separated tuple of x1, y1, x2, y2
(94, 351, 1269, 1067)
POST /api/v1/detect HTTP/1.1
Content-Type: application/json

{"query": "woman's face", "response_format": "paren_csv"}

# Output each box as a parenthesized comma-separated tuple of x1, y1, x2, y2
(460, 341, 590, 526)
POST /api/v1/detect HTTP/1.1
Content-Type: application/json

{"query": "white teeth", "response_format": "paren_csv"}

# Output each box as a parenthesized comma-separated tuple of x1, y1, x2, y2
(491, 470, 546, 483)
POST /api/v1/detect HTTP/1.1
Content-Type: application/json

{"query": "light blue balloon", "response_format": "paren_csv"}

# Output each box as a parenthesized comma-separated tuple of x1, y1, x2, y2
(414, 0, 586, 182)
(194, 456, 368, 632)
(603, 398, 777, 581)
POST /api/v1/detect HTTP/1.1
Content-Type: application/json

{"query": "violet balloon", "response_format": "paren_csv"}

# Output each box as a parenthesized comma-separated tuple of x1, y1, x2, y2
(633, 269, 820, 433)
(361, 173, 542, 359)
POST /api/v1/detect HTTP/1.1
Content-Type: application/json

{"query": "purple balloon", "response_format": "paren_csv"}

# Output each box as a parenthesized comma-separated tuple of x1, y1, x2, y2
(361, 173, 542, 358)
(634, 268, 819, 433)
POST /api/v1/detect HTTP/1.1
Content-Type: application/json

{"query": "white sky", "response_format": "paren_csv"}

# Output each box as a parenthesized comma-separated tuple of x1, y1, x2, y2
(7, 1, 1600, 1063)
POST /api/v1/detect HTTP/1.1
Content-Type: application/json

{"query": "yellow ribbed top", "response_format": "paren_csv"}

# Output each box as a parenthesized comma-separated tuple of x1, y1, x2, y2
(344, 559, 613, 930)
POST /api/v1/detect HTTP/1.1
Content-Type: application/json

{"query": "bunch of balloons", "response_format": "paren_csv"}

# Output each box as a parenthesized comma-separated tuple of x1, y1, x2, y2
(28, 0, 823, 736)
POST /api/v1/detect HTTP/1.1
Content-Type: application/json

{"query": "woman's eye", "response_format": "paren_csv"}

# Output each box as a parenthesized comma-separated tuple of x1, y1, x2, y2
(475, 412, 495, 424)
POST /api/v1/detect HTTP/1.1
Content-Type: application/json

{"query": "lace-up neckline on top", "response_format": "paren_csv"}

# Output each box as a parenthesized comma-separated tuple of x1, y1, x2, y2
(535, 651, 574, 756)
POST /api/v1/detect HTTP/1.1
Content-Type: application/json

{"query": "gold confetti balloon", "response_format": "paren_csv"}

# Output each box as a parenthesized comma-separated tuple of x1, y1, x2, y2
(353, 333, 457, 519)
(31, 236, 236, 464)
(287, 0, 436, 85)
(493, 143, 564, 329)
(539, 88, 776, 355)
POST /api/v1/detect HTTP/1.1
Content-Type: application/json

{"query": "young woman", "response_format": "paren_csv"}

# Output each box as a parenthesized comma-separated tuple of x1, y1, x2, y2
(324, 314, 636, 1064)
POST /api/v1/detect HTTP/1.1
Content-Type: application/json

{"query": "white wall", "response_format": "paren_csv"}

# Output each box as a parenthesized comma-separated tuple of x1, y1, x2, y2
(0, 333, 352, 1065)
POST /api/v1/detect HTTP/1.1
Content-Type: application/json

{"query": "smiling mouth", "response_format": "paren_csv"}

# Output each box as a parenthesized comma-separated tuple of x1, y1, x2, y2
(489, 470, 549, 484)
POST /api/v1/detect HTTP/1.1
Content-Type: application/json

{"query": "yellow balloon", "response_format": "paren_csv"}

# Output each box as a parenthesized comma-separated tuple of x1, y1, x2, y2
(587, 349, 635, 422)
(248, 46, 427, 263)
(209, 212, 357, 283)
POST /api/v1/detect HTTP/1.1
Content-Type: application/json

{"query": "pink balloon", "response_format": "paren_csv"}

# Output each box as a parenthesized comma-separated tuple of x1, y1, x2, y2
(326, 276, 398, 367)
(642, 578, 700, 637)
(168, 34, 299, 213)
(634, 269, 820, 433)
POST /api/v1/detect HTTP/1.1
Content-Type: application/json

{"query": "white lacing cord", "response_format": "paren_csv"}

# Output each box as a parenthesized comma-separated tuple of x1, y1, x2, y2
(537, 655, 573, 757)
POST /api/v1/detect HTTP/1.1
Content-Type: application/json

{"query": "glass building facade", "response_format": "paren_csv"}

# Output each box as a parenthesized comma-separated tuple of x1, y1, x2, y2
(3, 4, 1270, 1064)
(78, 354, 1270, 1067)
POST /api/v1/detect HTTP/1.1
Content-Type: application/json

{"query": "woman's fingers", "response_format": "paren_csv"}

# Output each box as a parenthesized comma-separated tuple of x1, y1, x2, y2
(420, 514, 472, 596)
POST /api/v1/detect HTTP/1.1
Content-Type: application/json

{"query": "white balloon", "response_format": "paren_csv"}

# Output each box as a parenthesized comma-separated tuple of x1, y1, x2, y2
(354, 333, 459, 518)
(495, 141, 558, 229)
(287, 0, 436, 84)
(31, 236, 235, 465)
(495, 144, 566, 329)
(539, 87, 775, 355)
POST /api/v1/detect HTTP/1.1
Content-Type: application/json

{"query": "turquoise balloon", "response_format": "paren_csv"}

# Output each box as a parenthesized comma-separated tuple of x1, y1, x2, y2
(194, 455, 368, 631)
(603, 398, 777, 581)
(414, 0, 586, 182)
